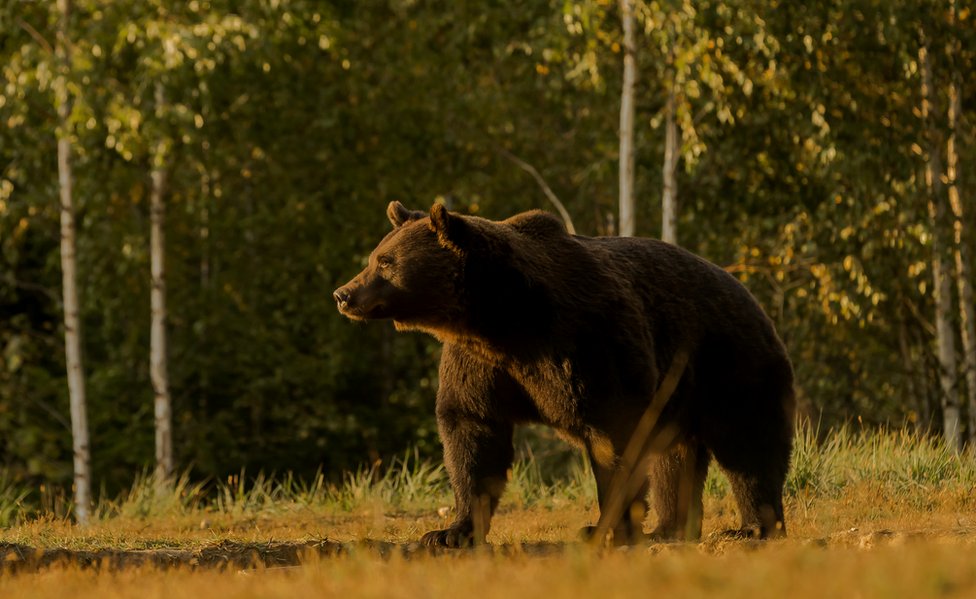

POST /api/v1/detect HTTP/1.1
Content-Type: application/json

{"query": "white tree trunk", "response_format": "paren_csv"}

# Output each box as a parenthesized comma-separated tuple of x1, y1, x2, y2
(919, 41, 962, 450)
(947, 78, 976, 444)
(662, 87, 679, 245)
(55, 0, 92, 525)
(151, 83, 173, 484)
(618, 0, 637, 237)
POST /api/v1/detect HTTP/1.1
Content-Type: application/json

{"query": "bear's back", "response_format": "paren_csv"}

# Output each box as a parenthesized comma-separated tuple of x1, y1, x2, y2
(573, 234, 783, 352)
(487, 211, 784, 365)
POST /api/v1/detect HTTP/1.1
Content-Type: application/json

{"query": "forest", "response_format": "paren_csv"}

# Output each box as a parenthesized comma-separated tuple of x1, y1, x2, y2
(1, 0, 975, 511)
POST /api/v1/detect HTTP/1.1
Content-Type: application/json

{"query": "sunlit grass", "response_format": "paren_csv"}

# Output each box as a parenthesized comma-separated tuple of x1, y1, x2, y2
(0, 427, 973, 551)
(1, 428, 975, 599)
(2, 541, 976, 599)
(784, 425, 976, 496)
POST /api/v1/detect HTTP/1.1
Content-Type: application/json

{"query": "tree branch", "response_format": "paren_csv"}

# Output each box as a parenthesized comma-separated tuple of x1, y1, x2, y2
(1, 273, 63, 308)
(497, 148, 576, 235)
(32, 396, 73, 432)
(17, 18, 54, 55)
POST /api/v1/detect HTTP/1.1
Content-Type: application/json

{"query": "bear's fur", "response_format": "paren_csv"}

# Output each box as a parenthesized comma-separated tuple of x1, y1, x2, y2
(334, 202, 795, 547)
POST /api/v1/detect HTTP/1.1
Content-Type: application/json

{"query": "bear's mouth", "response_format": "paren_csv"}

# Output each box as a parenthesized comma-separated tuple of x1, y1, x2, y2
(338, 301, 389, 321)
(338, 308, 366, 321)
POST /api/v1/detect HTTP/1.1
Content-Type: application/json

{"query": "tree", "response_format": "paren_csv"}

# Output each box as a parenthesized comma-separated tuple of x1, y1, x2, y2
(919, 30, 961, 450)
(660, 29, 678, 245)
(4, 0, 976, 497)
(149, 82, 173, 483)
(947, 82, 976, 444)
(618, 0, 637, 237)
(945, 0, 976, 444)
(54, 0, 92, 524)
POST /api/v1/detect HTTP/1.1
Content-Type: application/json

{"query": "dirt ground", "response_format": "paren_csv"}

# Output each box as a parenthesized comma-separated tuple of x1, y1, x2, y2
(4, 526, 974, 574)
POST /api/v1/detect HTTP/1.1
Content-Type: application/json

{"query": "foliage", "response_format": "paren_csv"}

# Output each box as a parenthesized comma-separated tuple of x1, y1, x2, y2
(1, 0, 975, 498)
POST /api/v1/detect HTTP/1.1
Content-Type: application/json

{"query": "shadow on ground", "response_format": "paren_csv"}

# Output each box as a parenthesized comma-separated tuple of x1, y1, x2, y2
(2, 527, 974, 573)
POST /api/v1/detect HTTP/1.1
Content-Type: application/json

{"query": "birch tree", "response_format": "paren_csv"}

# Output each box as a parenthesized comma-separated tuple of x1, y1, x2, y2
(618, 0, 637, 237)
(946, 76, 976, 445)
(918, 35, 962, 450)
(942, 0, 976, 444)
(660, 28, 678, 245)
(54, 0, 92, 524)
(150, 82, 173, 483)
(645, 1, 759, 246)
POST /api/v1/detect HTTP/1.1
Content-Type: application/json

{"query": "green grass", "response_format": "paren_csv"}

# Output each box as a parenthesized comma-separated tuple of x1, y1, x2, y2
(1, 427, 974, 528)
(91, 449, 457, 523)
(2, 427, 975, 599)
(783, 425, 976, 496)
(0, 472, 30, 527)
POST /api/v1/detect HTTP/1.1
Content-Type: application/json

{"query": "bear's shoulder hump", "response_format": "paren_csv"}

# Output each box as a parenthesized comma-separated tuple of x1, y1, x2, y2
(503, 210, 567, 240)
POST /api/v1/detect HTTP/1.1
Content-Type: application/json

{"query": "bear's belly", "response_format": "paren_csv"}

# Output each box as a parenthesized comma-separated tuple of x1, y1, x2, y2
(506, 360, 589, 436)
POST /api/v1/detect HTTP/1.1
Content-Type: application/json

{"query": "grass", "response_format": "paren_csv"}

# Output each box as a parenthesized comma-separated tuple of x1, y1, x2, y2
(3, 543, 976, 599)
(1, 427, 975, 598)
(2, 427, 975, 540)
(785, 425, 976, 495)
(0, 471, 30, 527)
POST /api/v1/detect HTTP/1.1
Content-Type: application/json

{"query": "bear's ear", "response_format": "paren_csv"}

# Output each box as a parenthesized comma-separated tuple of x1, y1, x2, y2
(387, 201, 425, 228)
(429, 203, 469, 253)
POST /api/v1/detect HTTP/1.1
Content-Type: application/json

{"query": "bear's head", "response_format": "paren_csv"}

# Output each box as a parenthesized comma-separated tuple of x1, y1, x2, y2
(333, 201, 471, 332)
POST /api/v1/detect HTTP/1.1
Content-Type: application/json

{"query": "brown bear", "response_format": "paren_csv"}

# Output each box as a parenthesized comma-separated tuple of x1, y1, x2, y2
(334, 202, 795, 547)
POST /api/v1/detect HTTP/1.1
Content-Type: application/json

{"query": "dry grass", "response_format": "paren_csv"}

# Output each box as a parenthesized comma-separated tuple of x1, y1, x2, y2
(1, 428, 976, 597)
(2, 537, 976, 599)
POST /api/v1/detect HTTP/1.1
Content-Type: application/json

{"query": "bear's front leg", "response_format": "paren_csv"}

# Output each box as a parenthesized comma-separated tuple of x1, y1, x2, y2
(421, 346, 519, 548)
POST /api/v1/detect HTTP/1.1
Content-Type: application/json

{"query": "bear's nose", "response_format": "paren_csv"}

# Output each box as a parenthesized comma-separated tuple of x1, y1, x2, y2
(333, 288, 350, 309)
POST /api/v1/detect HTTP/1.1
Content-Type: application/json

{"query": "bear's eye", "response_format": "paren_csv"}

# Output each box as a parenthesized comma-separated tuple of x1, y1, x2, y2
(377, 255, 394, 269)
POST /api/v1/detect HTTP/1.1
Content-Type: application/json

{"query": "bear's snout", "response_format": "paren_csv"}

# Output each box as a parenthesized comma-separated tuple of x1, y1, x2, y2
(333, 282, 377, 320)
(333, 287, 351, 310)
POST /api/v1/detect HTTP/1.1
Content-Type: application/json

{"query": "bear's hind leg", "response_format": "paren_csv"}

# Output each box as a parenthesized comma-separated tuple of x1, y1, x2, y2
(580, 444, 651, 546)
(648, 440, 711, 542)
(724, 469, 787, 539)
(711, 430, 790, 539)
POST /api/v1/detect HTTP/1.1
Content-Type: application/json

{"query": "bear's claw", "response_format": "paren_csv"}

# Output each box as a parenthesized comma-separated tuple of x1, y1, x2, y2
(421, 525, 475, 548)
